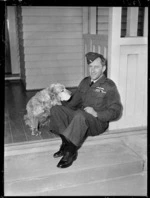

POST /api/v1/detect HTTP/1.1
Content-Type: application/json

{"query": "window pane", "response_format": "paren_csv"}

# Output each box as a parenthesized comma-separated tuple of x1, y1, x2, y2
(121, 7, 127, 37)
(137, 7, 145, 36)
(121, 7, 145, 37)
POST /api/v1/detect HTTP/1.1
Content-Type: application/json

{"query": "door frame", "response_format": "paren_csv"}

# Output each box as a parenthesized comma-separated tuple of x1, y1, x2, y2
(108, 7, 148, 130)
(6, 6, 20, 75)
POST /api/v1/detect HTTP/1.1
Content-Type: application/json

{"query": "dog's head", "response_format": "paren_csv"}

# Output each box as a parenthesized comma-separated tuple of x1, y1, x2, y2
(49, 83, 71, 105)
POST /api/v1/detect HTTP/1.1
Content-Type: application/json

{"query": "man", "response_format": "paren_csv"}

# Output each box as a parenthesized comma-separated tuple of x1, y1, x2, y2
(50, 52, 122, 168)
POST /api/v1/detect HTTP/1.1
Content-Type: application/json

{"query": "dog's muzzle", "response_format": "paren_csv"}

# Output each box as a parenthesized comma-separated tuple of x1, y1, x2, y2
(59, 90, 71, 101)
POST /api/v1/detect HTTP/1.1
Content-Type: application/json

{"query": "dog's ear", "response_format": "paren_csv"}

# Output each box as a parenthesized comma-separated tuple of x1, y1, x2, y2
(50, 84, 57, 94)
(49, 91, 62, 106)
(49, 92, 55, 101)
(50, 83, 66, 93)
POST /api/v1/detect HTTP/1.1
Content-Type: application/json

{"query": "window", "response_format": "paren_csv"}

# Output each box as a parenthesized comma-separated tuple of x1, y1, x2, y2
(137, 7, 145, 36)
(121, 7, 145, 37)
(121, 7, 127, 37)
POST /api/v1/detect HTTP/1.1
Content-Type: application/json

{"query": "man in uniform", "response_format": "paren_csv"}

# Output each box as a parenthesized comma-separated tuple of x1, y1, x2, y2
(50, 52, 122, 168)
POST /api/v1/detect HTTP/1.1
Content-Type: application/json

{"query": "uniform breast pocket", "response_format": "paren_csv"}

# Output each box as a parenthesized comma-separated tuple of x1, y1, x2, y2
(92, 91, 106, 106)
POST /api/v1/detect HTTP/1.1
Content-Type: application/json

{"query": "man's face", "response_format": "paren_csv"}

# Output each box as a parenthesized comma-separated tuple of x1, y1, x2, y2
(88, 57, 106, 81)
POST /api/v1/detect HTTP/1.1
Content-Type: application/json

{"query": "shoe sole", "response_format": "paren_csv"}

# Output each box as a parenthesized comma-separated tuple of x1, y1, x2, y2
(53, 153, 64, 158)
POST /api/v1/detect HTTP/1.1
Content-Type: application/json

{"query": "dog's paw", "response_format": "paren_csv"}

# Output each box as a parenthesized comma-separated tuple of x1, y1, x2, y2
(31, 130, 41, 136)
(35, 131, 41, 136)
(31, 131, 36, 136)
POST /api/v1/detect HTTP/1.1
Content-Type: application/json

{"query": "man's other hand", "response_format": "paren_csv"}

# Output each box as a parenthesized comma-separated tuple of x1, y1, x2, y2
(84, 107, 98, 117)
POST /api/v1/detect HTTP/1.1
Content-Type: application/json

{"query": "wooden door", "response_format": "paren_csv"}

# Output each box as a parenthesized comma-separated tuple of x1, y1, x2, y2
(108, 7, 148, 130)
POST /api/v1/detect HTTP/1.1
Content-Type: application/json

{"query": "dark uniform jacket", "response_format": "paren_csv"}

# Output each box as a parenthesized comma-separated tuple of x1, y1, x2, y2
(67, 74, 122, 123)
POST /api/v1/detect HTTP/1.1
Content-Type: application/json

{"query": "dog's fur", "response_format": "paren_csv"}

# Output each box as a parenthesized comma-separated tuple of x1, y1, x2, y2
(24, 83, 71, 136)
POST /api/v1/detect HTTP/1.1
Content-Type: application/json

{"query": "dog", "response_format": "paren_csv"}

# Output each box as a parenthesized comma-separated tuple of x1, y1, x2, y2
(24, 83, 71, 136)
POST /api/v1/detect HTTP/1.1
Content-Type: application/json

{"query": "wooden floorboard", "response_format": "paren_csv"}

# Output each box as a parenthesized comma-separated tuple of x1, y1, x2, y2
(4, 128, 13, 144)
(10, 115, 27, 143)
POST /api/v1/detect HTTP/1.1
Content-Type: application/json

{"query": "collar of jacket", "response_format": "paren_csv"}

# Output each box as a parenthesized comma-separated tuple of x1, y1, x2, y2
(89, 74, 106, 86)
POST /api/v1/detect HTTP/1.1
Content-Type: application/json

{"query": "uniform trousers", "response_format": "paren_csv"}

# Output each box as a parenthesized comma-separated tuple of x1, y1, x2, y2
(50, 105, 108, 147)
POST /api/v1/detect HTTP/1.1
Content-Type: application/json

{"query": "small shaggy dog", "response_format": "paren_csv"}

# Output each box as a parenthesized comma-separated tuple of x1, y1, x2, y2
(24, 83, 71, 136)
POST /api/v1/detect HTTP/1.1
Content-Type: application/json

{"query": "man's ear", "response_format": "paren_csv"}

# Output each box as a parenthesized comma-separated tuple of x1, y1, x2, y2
(102, 65, 106, 73)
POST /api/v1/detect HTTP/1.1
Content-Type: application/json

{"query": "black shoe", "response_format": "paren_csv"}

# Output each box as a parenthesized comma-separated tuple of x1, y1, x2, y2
(53, 142, 66, 158)
(57, 151, 78, 168)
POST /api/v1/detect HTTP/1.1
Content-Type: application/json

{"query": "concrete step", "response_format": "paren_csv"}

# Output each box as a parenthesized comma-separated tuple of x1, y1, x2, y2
(4, 127, 146, 156)
(41, 171, 147, 196)
(4, 138, 145, 196)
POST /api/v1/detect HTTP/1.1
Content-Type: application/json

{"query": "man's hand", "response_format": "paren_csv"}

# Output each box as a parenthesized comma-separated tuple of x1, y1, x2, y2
(84, 107, 98, 117)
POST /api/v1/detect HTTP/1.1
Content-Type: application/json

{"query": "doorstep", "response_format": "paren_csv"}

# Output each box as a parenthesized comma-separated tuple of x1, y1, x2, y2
(4, 128, 147, 196)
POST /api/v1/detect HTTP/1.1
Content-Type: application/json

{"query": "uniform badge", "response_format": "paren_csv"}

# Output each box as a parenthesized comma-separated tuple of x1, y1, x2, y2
(95, 87, 106, 93)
